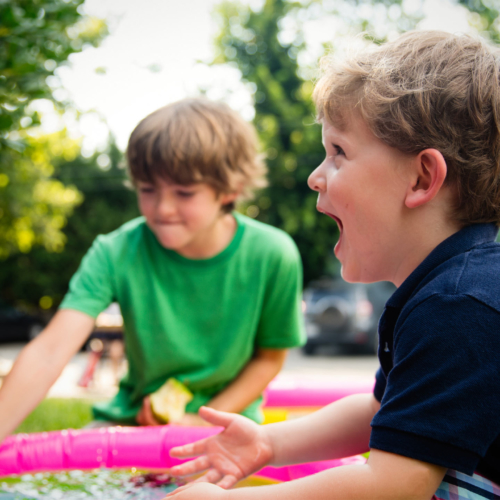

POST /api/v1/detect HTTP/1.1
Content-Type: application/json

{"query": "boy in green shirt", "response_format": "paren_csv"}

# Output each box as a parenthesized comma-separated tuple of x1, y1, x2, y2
(0, 98, 305, 436)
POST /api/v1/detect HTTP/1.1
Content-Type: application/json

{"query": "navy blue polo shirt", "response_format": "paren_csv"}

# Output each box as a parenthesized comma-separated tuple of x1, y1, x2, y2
(370, 223, 500, 484)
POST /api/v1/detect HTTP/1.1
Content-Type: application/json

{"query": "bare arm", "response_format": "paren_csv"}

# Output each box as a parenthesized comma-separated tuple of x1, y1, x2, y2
(170, 393, 379, 486)
(207, 347, 287, 414)
(269, 392, 379, 464)
(167, 450, 446, 500)
(138, 348, 287, 426)
(0, 309, 94, 442)
(235, 449, 446, 500)
(168, 396, 446, 500)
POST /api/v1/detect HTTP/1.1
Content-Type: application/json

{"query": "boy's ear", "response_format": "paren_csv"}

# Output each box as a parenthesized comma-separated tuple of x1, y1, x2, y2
(219, 191, 239, 206)
(405, 149, 448, 209)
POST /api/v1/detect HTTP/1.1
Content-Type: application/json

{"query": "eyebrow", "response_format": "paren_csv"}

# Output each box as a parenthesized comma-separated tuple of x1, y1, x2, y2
(323, 126, 351, 148)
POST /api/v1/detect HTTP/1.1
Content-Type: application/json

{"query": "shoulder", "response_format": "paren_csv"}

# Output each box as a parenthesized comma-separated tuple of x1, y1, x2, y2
(236, 212, 300, 261)
(393, 241, 500, 354)
(405, 240, 500, 317)
(93, 217, 148, 250)
(455, 241, 500, 310)
(84, 217, 150, 268)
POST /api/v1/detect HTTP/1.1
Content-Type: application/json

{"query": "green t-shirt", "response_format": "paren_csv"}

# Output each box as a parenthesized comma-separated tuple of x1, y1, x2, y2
(60, 212, 305, 424)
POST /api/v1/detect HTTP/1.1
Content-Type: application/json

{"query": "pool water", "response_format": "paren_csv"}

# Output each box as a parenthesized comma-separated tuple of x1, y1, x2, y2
(0, 469, 278, 499)
(0, 469, 180, 500)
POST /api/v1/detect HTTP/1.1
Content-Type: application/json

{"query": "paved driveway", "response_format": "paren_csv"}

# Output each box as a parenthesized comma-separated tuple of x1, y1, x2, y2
(0, 343, 379, 397)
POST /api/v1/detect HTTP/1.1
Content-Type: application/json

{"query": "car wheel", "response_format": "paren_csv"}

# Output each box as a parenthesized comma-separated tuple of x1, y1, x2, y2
(302, 341, 317, 356)
(28, 323, 44, 340)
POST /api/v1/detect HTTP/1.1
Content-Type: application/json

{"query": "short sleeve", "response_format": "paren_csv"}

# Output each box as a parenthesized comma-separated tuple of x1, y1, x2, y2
(254, 239, 306, 349)
(373, 367, 386, 403)
(370, 294, 500, 474)
(59, 235, 115, 318)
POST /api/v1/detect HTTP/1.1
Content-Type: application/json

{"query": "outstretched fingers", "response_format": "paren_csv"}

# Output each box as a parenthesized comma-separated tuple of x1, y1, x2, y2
(170, 438, 209, 459)
(170, 456, 211, 477)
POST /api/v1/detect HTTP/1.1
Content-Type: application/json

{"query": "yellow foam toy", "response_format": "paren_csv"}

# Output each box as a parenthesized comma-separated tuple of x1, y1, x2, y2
(150, 378, 193, 424)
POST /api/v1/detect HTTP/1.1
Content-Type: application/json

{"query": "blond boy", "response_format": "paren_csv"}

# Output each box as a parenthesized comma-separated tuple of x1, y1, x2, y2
(166, 32, 500, 500)
(0, 98, 304, 436)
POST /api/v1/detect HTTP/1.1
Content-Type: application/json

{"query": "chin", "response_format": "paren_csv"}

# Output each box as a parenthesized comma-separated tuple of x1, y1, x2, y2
(155, 235, 184, 250)
(153, 230, 185, 248)
(342, 267, 386, 284)
(340, 266, 365, 284)
(340, 272, 359, 284)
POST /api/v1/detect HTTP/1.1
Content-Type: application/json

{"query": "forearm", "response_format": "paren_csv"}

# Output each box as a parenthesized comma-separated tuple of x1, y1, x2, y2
(0, 309, 93, 442)
(0, 338, 64, 439)
(266, 393, 379, 466)
(206, 349, 286, 414)
(224, 451, 445, 500)
(226, 466, 379, 500)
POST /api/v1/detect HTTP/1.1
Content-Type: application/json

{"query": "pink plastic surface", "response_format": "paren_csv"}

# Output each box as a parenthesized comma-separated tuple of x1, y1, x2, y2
(0, 425, 365, 480)
(263, 376, 375, 407)
(0, 377, 373, 479)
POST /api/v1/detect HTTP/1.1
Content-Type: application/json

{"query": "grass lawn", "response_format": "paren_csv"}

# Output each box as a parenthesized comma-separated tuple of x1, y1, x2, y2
(14, 398, 95, 434)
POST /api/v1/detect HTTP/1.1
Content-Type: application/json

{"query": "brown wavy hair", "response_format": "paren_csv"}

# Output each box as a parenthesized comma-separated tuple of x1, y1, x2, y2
(127, 98, 267, 212)
(314, 31, 500, 226)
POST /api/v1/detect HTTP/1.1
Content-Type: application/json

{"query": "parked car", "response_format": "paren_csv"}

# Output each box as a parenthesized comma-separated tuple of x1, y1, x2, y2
(302, 278, 395, 355)
(0, 301, 47, 343)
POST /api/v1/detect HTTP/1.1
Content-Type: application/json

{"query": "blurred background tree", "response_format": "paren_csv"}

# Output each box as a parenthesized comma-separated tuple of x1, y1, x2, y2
(210, 0, 424, 284)
(210, 0, 499, 284)
(0, 139, 139, 309)
(1, 0, 499, 311)
(457, 0, 499, 44)
(0, 0, 107, 259)
(0, 0, 139, 311)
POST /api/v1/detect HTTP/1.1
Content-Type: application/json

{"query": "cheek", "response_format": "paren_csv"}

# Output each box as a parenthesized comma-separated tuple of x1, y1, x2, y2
(137, 196, 153, 217)
(186, 196, 219, 218)
(177, 199, 205, 223)
(326, 175, 346, 204)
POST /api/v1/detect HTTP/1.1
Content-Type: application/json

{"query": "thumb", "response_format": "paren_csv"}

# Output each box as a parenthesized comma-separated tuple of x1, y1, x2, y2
(198, 406, 237, 428)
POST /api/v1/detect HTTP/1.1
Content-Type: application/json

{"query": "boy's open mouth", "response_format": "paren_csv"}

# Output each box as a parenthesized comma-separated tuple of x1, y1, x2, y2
(323, 211, 343, 232)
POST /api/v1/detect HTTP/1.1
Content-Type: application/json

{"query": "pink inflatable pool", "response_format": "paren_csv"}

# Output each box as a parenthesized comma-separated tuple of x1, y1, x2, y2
(0, 425, 365, 481)
(263, 376, 374, 407)
(0, 376, 373, 480)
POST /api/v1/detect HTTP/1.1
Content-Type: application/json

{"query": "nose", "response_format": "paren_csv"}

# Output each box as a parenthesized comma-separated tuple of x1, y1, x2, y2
(156, 192, 176, 218)
(308, 163, 326, 193)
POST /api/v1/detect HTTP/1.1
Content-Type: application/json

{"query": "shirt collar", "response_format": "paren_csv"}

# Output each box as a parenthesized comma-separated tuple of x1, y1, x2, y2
(386, 223, 499, 309)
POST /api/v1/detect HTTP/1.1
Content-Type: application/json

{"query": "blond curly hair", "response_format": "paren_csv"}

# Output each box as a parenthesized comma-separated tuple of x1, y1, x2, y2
(314, 31, 500, 226)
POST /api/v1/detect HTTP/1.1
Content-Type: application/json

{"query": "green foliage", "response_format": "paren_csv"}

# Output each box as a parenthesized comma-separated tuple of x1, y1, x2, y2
(0, 141, 139, 310)
(0, 130, 83, 258)
(457, 0, 500, 43)
(14, 398, 94, 433)
(212, 0, 499, 284)
(0, 0, 107, 258)
(212, 0, 420, 283)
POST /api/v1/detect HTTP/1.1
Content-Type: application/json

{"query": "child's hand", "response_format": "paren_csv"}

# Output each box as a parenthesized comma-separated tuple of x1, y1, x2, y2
(169, 406, 273, 489)
(164, 482, 226, 499)
(136, 396, 162, 426)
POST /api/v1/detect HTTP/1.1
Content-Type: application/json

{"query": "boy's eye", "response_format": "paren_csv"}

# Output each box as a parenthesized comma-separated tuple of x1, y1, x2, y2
(332, 144, 345, 156)
(139, 186, 155, 194)
(176, 190, 196, 198)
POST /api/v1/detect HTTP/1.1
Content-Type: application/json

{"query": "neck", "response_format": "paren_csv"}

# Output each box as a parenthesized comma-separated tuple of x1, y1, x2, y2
(177, 213, 237, 259)
(391, 215, 462, 288)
